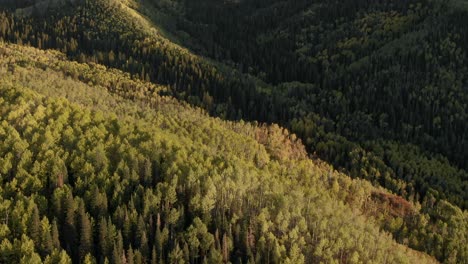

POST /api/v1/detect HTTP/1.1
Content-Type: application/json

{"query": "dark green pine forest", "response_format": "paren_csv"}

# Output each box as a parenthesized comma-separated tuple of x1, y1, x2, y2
(0, 0, 467, 263)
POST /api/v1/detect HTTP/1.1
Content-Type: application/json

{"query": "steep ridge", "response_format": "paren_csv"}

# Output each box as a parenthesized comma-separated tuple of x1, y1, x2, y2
(0, 43, 443, 263)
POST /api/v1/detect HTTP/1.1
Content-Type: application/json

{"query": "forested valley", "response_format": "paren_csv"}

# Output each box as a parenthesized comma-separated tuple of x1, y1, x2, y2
(0, 0, 466, 263)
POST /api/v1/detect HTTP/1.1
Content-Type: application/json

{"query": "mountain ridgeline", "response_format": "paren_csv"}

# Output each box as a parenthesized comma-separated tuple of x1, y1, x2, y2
(0, 0, 467, 263)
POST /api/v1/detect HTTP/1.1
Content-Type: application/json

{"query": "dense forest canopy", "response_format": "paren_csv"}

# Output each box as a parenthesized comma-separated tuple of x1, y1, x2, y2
(0, 0, 467, 263)
(1, 43, 452, 264)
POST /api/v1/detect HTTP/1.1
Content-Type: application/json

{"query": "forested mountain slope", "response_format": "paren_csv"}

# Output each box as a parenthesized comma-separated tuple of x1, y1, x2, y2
(0, 43, 447, 263)
(0, 0, 467, 263)
(1, 0, 466, 213)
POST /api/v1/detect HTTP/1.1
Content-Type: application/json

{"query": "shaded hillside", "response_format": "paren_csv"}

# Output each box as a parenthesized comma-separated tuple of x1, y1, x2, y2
(156, 0, 468, 207)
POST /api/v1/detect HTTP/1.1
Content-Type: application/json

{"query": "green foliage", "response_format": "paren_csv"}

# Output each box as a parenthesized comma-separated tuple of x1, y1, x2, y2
(0, 43, 449, 263)
(0, 0, 465, 214)
(0, 0, 467, 262)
